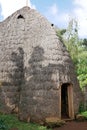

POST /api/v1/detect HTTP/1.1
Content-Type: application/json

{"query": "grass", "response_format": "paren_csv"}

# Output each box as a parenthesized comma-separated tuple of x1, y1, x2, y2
(81, 111, 87, 119)
(0, 114, 51, 130)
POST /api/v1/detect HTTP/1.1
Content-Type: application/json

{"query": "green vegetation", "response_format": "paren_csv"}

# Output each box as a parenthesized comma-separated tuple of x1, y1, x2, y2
(56, 19, 87, 89)
(81, 111, 87, 119)
(78, 102, 85, 113)
(76, 103, 87, 121)
(0, 114, 51, 130)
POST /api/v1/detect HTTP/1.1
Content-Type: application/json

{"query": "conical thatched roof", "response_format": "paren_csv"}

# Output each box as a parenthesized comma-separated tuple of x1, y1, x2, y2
(0, 6, 83, 123)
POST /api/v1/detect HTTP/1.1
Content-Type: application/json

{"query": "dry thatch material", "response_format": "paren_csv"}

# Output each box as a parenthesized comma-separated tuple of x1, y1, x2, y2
(0, 6, 83, 123)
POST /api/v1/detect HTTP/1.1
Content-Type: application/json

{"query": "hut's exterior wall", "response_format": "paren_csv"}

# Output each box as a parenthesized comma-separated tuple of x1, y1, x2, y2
(0, 7, 83, 122)
(83, 87, 87, 110)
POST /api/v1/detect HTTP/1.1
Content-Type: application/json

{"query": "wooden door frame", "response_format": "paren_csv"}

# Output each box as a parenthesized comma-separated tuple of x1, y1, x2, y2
(59, 83, 74, 119)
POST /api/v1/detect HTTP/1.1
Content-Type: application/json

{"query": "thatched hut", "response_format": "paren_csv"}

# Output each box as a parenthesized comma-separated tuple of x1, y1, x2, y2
(0, 6, 83, 123)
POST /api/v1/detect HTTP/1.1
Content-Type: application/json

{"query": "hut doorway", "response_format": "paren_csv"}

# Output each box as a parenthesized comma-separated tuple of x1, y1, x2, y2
(61, 83, 74, 119)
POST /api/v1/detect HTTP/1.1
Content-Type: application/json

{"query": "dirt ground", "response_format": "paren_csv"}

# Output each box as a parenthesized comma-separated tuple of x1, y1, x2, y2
(53, 121, 87, 130)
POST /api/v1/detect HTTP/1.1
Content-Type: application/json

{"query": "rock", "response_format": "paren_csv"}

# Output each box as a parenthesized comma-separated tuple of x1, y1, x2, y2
(76, 114, 85, 121)
(45, 117, 65, 128)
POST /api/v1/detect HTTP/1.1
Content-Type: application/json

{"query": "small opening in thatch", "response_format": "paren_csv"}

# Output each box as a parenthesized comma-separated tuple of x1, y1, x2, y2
(51, 24, 54, 26)
(17, 14, 24, 19)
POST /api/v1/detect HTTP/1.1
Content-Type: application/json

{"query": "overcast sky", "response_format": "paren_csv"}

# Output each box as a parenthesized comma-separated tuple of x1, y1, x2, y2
(0, 0, 87, 38)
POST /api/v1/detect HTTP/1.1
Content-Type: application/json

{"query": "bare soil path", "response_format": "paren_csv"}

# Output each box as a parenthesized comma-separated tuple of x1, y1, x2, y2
(53, 121, 87, 130)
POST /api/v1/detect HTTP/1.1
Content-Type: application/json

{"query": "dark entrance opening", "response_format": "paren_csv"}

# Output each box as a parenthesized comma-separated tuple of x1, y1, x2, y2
(61, 83, 70, 118)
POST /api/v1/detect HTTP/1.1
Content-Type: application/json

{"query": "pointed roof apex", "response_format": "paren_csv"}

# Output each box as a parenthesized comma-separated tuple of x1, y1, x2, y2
(26, 0, 28, 6)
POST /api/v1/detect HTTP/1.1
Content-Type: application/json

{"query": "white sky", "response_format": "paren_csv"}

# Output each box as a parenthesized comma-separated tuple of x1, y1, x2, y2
(73, 0, 87, 38)
(0, 0, 35, 18)
(45, 0, 87, 38)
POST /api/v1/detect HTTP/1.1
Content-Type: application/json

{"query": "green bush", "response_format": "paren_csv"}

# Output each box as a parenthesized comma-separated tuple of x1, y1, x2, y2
(0, 118, 9, 130)
(78, 102, 85, 113)
(81, 111, 87, 119)
(0, 114, 51, 130)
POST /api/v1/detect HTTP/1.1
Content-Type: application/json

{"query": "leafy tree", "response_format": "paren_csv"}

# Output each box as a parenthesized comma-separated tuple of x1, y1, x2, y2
(56, 19, 87, 89)
(56, 29, 66, 42)
(63, 19, 79, 65)
(82, 38, 87, 48)
(77, 39, 87, 88)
